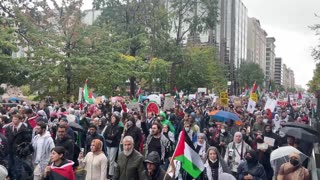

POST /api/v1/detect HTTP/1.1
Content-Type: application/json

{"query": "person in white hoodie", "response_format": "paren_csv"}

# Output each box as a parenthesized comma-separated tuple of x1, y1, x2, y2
(32, 121, 55, 180)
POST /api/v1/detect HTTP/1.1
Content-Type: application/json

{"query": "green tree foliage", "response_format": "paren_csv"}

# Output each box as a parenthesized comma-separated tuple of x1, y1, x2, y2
(0, 16, 28, 86)
(147, 58, 172, 92)
(176, 46, 227, 94)
(0, 0, 225, 100)
(238, 62, 265, 88)
(307, 63, 320, 93)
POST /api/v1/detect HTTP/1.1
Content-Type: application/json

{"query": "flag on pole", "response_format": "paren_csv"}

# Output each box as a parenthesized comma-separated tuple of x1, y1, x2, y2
(172, 130, 204, 178)
(251, 82, 258, 93)
(83, 80, 94, 104)
(174, 86, 180, 99)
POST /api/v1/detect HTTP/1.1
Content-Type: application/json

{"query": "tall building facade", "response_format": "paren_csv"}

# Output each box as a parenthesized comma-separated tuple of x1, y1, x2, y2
(274, 57, 282, 86)
(215, 0, 248, 69)
(212, 0, 248, 95)
(282, 64, 289, 88)
(288, 68, 295, 89)
(266, 37, 276, 81)
(247, 17, 267, 74)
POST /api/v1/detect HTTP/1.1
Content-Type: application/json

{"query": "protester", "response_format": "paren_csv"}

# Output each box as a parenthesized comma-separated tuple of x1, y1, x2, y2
(114, 136, 144, 180)
(199, 146, 232, 180)
(142, 151, 173, 180)
(225, 132, 251, 176)
(44, 146, 75, 180)
(277, 152, 310, 180)
(85, 124, 106, 154)
(78, 139, 108, 180)
(32, 121, 55, 180)
(237, 150, 267, 180)
(103, 113, 123, 178)
(6, 114, 33, 180)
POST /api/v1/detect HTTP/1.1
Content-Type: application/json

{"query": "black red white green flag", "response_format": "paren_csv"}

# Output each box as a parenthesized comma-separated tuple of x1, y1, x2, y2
(83, 80, 94, 104)
(172, 130, 204, 178)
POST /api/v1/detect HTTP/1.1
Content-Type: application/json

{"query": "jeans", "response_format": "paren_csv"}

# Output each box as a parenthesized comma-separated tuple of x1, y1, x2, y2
(107, 147, 118, 176)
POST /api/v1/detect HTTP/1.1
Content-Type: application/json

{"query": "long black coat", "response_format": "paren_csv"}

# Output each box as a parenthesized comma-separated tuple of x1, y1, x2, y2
(5, 123, 32, 157)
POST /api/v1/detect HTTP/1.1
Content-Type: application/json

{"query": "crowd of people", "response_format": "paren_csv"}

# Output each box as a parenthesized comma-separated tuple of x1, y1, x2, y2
(0, 94, 315, 180)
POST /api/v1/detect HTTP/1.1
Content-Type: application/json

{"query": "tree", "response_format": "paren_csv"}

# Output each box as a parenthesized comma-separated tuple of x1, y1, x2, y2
(238, 62, 265, 88)
(147, 58, 171, 92)
(0, 15, 29, 86)
(307, 63, 320, 93)
(310, 15, 320, 62)
(175, 46, 227, 94)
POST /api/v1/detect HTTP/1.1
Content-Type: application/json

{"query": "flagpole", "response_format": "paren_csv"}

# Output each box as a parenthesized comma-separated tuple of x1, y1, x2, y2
(163, 131, 182, 180)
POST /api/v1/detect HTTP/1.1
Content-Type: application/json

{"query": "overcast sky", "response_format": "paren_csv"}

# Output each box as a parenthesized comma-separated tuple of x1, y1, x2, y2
(242, 0, 320, 89)
(80, 0, 320, 89)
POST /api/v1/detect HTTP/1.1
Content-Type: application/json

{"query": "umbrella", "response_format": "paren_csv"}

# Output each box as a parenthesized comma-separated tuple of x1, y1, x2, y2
(208, 110, 219, 116)
(280, 126, 318, 143)
(281, 122, 319, 135)
(270, 146, 307, 175)
(8, 97, 20, 102)
(68, 122, 84, 132)
(210, 110, 240, 122)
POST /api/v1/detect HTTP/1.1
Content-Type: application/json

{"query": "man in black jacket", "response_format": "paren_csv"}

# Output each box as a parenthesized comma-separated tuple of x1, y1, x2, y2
(124, 117, 142, 151)
(85, 124, 106, 154)
(103, 113, 123, 178)
(55, 125, 74, 160)
(6, 114, 33, 180)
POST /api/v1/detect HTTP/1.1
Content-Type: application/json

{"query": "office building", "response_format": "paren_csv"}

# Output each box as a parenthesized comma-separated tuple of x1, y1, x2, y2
(247, 17, 267, 74)
(266, 37, 276, 82)
(274, 57, 282, 86)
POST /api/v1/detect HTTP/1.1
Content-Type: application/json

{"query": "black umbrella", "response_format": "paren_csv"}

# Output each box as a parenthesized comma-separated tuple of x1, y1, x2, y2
(68, 122, 84, 132)
(281, 122, 319, 135)
(280, 126, 318, 143)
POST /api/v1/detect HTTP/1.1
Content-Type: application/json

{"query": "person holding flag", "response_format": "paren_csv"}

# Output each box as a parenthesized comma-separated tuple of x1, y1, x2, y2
(168, 126, 205, 179)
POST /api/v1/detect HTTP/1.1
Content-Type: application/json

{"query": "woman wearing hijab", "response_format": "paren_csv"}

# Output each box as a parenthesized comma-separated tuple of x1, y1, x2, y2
(78, 139, 108, 180)
(237, 150, 267, 180)
(194, 133, 210, 162)
(198, 146, 233, 180)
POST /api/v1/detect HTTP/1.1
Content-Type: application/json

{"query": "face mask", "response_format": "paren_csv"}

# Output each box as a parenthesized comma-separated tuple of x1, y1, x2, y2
(221, 129, 226, 133)
(290, 159, 300, 166)
(185, 128, 190, 132)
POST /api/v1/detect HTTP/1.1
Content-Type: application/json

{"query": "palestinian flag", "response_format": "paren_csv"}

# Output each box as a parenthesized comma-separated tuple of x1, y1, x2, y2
(251, 82, 258, 93)
(172, 130, 204, 178)
(49, 160, 75, 180)
(83, 80, 94, 104)
(174, 86, 180, 99)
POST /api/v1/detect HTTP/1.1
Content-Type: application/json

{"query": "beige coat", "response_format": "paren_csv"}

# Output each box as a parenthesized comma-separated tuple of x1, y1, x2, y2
(80, 152, 108, 180)
(277, 162, 310, 180)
